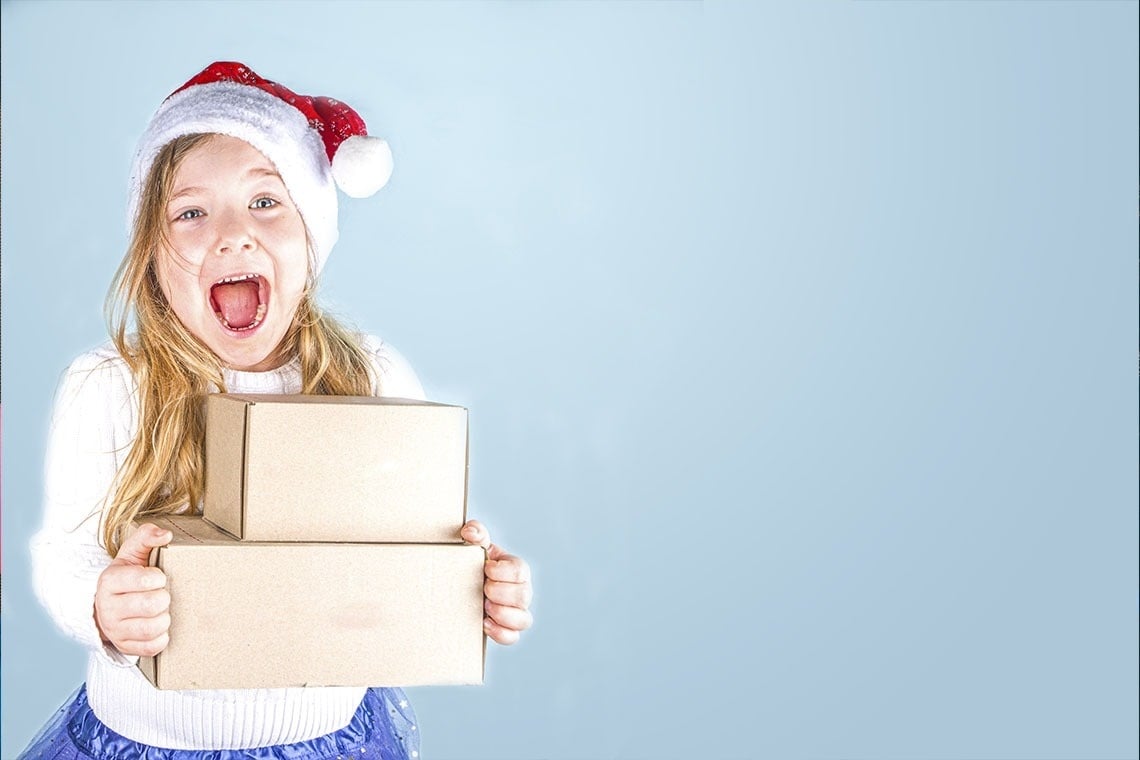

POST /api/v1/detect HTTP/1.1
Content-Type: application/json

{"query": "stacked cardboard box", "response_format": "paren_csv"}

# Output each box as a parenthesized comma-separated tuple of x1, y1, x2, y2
(138, 394, 485, 690)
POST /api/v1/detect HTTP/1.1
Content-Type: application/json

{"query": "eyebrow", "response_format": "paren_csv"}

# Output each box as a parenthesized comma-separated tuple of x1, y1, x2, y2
(245, 166, 281, 180)
(168, 167, 283, 203)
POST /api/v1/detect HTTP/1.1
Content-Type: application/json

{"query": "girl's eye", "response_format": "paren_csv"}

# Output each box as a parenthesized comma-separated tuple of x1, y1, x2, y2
(176, 209, 204, 221)
(251, 197, 278, 209)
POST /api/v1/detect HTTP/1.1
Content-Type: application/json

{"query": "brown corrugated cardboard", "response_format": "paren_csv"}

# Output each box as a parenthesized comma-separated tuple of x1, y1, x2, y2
(139, 516, 486, 690)
(204, 394, 468, 542)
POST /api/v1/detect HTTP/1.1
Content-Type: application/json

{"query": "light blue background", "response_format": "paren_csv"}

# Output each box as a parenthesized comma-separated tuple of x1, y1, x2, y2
(2, 1, 1137, 758)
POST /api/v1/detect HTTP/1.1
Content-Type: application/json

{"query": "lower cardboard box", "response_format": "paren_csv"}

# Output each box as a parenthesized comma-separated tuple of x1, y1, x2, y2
(138, 516, 486, 690)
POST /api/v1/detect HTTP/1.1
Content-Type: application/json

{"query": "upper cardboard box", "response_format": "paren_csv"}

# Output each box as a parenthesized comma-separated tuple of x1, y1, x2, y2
(204, 394, 468, 542)
(138, 516, 486, 690)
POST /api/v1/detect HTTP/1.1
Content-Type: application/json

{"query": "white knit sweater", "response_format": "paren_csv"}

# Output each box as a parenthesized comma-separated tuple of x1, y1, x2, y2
(30, 336, 426, 749)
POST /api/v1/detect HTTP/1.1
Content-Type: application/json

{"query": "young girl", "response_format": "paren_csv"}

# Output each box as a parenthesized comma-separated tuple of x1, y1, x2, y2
(22, 61, 533, 759)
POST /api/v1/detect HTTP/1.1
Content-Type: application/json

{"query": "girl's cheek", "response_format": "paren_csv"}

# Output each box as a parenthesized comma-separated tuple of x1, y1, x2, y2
(166, 230, 207, 262)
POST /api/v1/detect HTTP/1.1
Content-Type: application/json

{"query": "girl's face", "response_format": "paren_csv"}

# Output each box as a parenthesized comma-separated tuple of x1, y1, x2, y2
(156, 134, 309, 372)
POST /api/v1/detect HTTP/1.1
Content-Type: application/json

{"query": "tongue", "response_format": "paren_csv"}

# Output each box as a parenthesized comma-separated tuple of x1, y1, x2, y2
(212, 281, 260, 328)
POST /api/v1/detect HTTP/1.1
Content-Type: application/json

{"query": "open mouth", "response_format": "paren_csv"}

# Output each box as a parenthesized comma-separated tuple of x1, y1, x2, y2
(209, 273, 268, 332)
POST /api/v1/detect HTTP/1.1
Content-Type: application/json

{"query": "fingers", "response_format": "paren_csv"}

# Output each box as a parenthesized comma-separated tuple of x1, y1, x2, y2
(115, 523, 173, 567)
(99, 564, 167, 595)
(95, 584, 172, 655)
(483, 616, 521, 646)
(485, 553, 530, 583)
(463, 519, 534, 645)
(483, 567, 533, 647)
(95, 561, 172, 651)
(116, 633, 170, 658)
(95, 610, 172, 655)
(485, 599, 533, 632)
(103, 587, 171, 620)
(95, 597, 170, 652)
(485, 579, 533, 609)
(95, 586, 171, 638)
(486, 543, 515, 562)
(114, 612, 172, 642)
(464, 522, 532, 583)
(484, 554, 533, 640)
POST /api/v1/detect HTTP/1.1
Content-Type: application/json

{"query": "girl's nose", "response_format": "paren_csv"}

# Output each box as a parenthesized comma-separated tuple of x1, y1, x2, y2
(216, 213, 256, 255)
(220, 239, 255, 255)
(218, 235, 255, 255)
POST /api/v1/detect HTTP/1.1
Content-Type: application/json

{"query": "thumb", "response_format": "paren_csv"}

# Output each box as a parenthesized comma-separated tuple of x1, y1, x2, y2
(460, 520, 491, 550)
(114, 522, 173, 566)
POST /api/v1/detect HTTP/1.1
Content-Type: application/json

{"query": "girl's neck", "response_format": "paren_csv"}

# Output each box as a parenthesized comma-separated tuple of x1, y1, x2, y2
(223, 356, 301, 393)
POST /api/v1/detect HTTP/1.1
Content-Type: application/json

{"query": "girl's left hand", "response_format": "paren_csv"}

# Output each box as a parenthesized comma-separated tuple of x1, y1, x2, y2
(461, 519, 533, 645)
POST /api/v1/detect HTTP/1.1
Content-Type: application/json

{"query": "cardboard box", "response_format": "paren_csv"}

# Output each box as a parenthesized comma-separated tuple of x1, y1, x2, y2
(138, 516, 486, 690)
(204, 394, 468, 542)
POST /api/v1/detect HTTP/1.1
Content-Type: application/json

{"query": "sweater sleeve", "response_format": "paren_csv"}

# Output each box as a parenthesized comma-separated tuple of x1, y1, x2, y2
(364, 336, 427, 401)
(30, 349, 140, 667)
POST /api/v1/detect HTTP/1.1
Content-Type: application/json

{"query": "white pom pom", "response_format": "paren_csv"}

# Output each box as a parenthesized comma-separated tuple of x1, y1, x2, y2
(331, 135, 393, 198)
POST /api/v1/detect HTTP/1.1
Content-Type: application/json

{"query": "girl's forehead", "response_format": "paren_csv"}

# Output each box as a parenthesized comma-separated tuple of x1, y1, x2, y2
(175, 135, 281, 184)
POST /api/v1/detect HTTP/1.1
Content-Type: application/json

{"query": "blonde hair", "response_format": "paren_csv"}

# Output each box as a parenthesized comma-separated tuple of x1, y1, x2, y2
(101, 133, 375, 556)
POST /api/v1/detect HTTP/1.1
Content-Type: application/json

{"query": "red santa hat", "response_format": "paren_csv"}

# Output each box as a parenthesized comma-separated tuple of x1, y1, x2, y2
(128, 61, 392, 273)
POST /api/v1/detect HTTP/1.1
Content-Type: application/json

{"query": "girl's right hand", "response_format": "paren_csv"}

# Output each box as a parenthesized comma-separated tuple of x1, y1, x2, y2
(94, 523, 173, 657)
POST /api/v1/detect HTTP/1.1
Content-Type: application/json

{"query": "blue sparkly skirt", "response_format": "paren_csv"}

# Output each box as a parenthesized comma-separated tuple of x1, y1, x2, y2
(18, 685, 420, 760)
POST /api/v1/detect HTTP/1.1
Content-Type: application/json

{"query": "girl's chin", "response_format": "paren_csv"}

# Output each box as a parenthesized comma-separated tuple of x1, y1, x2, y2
(206, 328, 290, 372)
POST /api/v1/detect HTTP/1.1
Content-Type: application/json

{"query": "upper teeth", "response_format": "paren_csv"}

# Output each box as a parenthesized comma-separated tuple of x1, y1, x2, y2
(218, 274, 257, 284)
